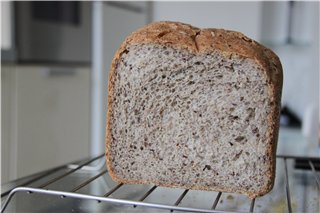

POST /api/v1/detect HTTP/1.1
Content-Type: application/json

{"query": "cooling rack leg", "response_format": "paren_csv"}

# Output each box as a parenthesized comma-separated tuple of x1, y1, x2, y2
(171, 189, 189, 212)
(1, 166, 64, 198)
(283, 158, 292, 213)
(133, 185, 158, 208)
(211, 192, 222, 210)
(1, 189, 19, 213)
(103, 183, 124, 197)
(249, 198, 255, 213)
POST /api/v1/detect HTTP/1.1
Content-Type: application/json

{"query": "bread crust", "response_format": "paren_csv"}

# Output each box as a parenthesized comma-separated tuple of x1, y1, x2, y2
(106, 21, 283, 198)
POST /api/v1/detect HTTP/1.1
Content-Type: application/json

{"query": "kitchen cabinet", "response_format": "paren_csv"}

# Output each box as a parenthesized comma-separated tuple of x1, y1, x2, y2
(1, 65, 90, 182)
(90, 1, 150, 157)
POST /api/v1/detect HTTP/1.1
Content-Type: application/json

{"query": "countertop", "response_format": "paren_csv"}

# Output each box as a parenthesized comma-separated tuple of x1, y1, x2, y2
(2, 127, 319, 213)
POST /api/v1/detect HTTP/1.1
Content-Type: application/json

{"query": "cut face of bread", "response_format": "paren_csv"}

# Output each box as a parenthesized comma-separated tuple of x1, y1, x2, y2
(106, 22, 283, 198)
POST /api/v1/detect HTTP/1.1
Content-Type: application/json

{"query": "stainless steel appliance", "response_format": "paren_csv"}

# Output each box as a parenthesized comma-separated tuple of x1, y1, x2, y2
(15, 1, 92, 63)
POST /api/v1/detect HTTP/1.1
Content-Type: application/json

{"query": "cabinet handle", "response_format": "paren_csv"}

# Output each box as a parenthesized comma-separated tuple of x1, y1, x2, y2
(45, 68, 76, 77)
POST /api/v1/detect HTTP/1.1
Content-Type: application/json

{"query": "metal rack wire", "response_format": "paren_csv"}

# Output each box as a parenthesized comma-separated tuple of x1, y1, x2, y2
(1, 154, 319, 213)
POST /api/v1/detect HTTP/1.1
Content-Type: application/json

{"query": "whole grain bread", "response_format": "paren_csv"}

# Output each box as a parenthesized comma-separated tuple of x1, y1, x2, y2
(106, 21, 283, 198)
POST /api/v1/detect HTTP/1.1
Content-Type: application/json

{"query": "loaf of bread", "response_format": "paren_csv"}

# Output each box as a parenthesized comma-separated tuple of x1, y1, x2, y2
(106, 21, 283, 198)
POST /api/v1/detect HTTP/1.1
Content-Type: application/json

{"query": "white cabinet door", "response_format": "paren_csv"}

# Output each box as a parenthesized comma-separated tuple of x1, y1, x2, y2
(2, 65, 91, 181)
(90, 2, 149, 156)
(1, 65, 17, 183)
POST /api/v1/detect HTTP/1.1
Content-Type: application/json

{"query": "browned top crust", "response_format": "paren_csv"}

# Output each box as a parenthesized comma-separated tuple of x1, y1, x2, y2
(111, 21, 282, 90)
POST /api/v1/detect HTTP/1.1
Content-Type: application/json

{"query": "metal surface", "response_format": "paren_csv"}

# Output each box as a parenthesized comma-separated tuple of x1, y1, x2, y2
(103, 183, 124, 197)
(171, 189, 189, 212)
(211, 192, 222, 210)
(37, 154, 104, 189)
(308, 160, 320, 189)
(249, 199, 255, 213)
(284, 158, 293, 213)
(71, 169, 108, 192)
(1, 154, 319, 213)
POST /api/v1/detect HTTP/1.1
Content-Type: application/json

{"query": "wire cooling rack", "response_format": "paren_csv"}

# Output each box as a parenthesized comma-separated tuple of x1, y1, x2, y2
(1, 154, 319, 213)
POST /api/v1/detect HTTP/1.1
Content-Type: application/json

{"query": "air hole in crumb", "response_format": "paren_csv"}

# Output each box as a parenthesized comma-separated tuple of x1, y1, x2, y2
(203, 165, 211, 171)
(240, 97, 244, 101)
(229, 142, 234, 146)
(252, 128, 259, 134)
(231, 115, 239, 120)
(235, 136, 245, 142)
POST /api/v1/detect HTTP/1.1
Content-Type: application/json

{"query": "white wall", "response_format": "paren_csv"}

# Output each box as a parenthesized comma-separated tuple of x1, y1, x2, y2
(271, 2, 319, 126)
(153, 2, 262, 40)
(1, 1, 12, 50)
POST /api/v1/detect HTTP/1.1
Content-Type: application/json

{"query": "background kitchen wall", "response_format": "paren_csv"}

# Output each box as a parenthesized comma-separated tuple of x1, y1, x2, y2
(1, 1, 319, 184)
